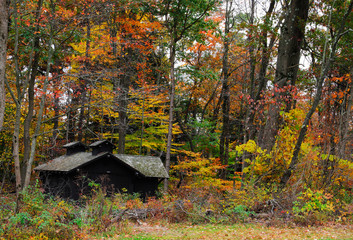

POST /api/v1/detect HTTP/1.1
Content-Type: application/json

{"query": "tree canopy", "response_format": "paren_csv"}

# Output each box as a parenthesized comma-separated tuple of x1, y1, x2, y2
(1, 0, 353, 206)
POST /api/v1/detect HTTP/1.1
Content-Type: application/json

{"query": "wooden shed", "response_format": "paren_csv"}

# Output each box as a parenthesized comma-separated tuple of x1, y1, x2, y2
(34, 140, 169, 200)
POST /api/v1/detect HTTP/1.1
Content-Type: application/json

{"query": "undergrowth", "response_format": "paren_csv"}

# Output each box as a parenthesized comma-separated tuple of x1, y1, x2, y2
(1, 180, 353, 239)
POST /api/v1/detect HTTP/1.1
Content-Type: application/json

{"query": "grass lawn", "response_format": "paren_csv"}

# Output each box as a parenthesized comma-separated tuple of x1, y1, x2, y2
(112, 222, 353, 240)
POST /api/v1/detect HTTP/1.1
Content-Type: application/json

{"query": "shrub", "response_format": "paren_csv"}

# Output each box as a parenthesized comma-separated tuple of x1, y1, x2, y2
(293, 188, 335, 225)
(223, 204, 254, 222)
(1, 184, 76, 239)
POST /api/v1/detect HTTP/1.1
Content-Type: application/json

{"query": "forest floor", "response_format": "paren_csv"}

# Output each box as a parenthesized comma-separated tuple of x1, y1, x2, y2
(95, 221, 353, 240)
(2, 189, 353, 240)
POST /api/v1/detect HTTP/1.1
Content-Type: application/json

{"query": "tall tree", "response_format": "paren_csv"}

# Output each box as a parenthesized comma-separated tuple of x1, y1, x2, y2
(219, 0, 234, 178)
(0, 0, 8, 131)
(6, 0, 78, 192)
(280, 0, 353, 188)
(260, 0, 310, 151)
(22, 0, 44, 186)
(162, 0, 216, 191)
(116, 9, 137, 154)
(8, 0, 37, 193)
(242, 0, 278, 182)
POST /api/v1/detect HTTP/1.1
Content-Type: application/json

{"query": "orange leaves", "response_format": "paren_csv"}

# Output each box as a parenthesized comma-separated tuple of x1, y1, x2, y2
(331, 91, 345, 100)
(188, 30, 221, 53)
(172, 150, 232, 191)
(326, 74, 352, 103)
(23, 19, 31, 27)
(205, 14, 223, 24)
(56, 5, 76, 20)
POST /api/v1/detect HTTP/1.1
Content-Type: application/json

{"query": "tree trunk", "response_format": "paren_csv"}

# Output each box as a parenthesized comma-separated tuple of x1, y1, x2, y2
(22, 53, 39, 185)
(244, 0, 276, 144)
(241, 0, 261, 184)
(23, 0, 43, 184)
(13, 104, 22, 193)
(164, 40, 176, 192)
(260, 0, 309, 151)
(51, 77, 60, 158)
(77, 79, 86, 142)
(117, 11, 136, 154)
(0, 0, 8, 131)
(11, 0, 24, 194)
(66, 94, 77, 142)
(338, 68, 353, 159)
(279, 1, 353, 188)
(23, 1, 56, 188)
(162, 0, 215, 191)
(117, 71, 130, 153)
(78, 7, 90, 142)
(248, 0, 256, 99)
(219, 0, 232, 178)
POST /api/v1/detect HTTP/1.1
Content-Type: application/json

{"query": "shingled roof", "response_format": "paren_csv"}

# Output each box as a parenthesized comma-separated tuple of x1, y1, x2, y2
(62, 141, 87, 155)
(115, 154, 169, 178)
(34, 152, 169, 178)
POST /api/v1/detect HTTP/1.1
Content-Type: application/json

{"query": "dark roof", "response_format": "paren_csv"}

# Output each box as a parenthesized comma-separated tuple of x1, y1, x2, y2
(34, 152, 169, 178)
(115, 154, 169, 178)
(89, 140, 115, 148)
(34, 152, 104, 172)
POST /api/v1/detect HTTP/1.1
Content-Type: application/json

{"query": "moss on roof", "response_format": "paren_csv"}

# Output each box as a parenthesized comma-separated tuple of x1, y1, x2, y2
(34, 152, 103, 172)
(115, 154, 169, 178)
(34, 152, 169, 178)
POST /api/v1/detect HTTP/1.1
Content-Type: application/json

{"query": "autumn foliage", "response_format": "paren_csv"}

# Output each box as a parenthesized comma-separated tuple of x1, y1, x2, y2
(1, 0, 353, 238)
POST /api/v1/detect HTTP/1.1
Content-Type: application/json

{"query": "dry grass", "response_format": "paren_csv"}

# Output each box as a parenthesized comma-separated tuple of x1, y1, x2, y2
(113, 221, 353, 240)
